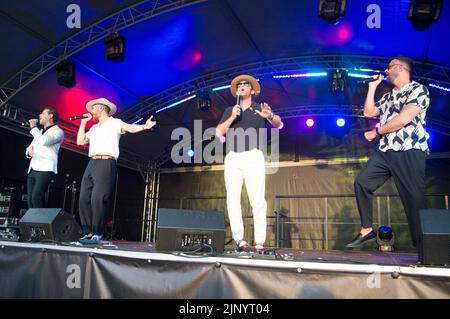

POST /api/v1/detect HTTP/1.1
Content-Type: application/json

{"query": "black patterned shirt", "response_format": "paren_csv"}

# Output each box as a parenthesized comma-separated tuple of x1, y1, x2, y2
(375, 81, 430, 154)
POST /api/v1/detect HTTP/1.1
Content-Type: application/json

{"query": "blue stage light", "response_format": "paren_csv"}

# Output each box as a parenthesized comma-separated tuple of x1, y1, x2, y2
(336, 118, 346, 127)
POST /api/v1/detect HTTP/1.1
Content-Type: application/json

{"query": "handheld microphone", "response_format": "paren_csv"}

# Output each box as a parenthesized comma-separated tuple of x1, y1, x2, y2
(358, 74, 382, 84)
(236, 93, 241, 117)
(69, 115, 88, 121)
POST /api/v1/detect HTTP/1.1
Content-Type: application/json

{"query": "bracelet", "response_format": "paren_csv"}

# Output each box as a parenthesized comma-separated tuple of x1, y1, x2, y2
(375, 127, 381, 135)
(268, 113, 275, 121)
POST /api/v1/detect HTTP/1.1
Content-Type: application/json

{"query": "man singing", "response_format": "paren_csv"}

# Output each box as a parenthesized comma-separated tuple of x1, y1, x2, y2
(76, 98, 156, 243)
(216, 75, 282, 251)
(346, 56, 430, 249)
(25, 107, 64, 208)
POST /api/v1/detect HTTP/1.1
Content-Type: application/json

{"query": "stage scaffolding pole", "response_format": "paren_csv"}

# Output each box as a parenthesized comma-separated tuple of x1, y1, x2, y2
(141, 161, 160, 242)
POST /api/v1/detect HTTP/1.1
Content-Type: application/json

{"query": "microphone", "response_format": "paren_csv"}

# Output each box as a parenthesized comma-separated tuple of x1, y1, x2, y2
(236, 93, 241, 117)
(69, 115, 88, 121)
(358, 74, 382, 84)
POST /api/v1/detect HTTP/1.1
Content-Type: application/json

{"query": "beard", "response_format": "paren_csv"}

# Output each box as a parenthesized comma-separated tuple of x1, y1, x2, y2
(387, 73, 398, 84)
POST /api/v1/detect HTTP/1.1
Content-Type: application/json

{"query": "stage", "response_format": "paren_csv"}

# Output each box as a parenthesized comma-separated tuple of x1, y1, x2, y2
(1, 240, 449, 299)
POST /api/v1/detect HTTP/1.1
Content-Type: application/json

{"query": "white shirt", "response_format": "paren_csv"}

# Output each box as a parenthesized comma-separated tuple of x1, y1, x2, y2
(25, 125, 65, 174)
(86, 117, 125, 158)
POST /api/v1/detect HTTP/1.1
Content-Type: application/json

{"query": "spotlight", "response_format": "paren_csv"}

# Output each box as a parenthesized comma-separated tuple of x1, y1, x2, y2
(408, 0, 443, 31)
(55, 59, 76, 88)
(104, 32, 126, 62)
(306, 118, 315, 127)
(376, 226, 395, 252)
(329, 69, 348, 95)
(336, 118, 346, 127)
(196, 90, 212, 112)
(318, 0, 347, 25)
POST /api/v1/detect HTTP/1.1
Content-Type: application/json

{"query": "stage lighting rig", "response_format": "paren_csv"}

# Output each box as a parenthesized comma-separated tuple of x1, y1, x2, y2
(55, 59, 76, 88)
(104, 32, 126, 62)
(196, 90, 212, 112)
(329, 69, 348, 95)
(408, 0, 443, 31)
(318, 0, 347, 25)
(376, 226, 395, 252)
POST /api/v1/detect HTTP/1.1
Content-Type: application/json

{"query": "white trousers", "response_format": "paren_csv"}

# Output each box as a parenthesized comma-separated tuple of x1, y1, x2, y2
(224, 148, 267, 245)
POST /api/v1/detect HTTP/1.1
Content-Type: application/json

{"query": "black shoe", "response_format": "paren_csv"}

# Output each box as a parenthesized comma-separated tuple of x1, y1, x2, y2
(345, 230, 377, 248)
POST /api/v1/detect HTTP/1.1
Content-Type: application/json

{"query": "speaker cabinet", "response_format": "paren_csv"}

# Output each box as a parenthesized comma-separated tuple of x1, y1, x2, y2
(418, 209, 450, 266)
(19, 208, 81, 242)
(156, 208, 225, 253)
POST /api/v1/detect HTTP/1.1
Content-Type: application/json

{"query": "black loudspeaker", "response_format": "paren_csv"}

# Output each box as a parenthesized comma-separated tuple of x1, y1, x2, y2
(156, 208, 225, 253)
(55, 59, 76, 88)
(418, 209, 450, 265)
(19, 208, 81, 242)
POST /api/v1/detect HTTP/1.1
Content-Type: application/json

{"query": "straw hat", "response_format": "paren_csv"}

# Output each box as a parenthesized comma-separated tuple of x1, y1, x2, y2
(86, 98, 117, 115)
(229, 74, 260, 97)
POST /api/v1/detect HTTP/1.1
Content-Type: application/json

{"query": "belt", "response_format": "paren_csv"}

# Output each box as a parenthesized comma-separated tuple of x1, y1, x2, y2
(91, 155, 116, 160)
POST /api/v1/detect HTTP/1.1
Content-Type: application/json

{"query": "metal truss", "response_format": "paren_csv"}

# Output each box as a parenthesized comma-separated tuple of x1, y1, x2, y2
(275, 104, 364, 119)
(275, 105, 450, 137)
(0, 0, 207, 108)
(153, 132, 208, 167)
(152, 104, 450, 167)
(0, 103, 149, 171)
(140, 161, 160, 242)
(115, 55, 450, 165)
(119, 54, 450, 124)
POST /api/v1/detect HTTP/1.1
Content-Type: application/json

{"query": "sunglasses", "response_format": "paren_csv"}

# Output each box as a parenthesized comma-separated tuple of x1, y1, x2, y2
(236, 81, 251, 88)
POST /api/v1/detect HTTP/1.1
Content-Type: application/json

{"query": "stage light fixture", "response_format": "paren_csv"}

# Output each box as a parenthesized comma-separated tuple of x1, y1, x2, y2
(329, 69, 348, 95)
(104, 32, 126, 62)
(376, 226, 395, 252)
(318, 0, 347, 25)
(197, 90, 212, 112)
(306, 118, 315, 127)
(408, 0, 443, 31)
(55, 59, 76, 88)
(336, 118, 346, 127)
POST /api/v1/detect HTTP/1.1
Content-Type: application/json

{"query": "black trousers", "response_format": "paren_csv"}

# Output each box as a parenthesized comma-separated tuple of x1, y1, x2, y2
(354, 149, 426, 246)
(27, 169, 54, 208)
(79, 159, 117, 235)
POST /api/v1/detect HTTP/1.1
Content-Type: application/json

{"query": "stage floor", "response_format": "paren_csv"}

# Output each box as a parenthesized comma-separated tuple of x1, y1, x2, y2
(1, 240, 449, 298)
(66, 239, 421, 266)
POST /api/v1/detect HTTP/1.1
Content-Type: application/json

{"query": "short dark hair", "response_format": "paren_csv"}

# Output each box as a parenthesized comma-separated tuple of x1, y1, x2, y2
(392, 55, 414, 73)
(42, 107, 59, 124)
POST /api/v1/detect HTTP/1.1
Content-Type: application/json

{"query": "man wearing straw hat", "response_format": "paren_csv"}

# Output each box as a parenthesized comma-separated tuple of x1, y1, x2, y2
(76, 98, 156, 243)
(216, 75, 282, 251)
